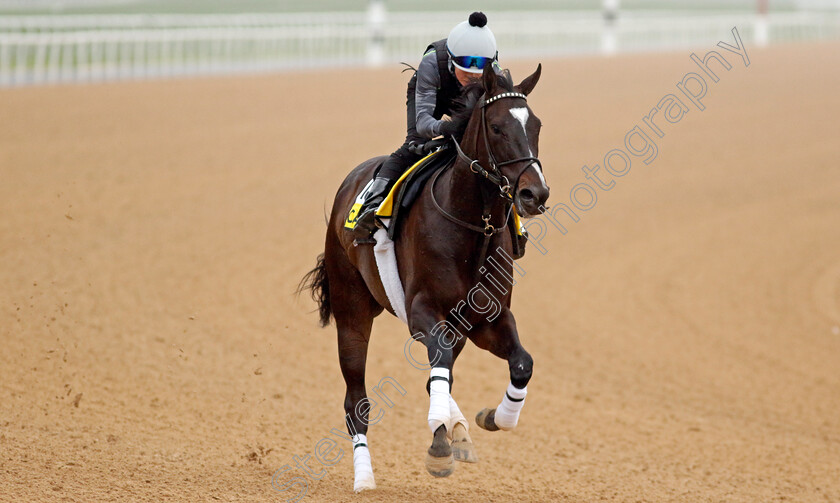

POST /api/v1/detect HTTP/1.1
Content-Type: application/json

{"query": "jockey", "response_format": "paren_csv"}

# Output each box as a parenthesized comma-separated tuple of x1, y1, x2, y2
(351, 11, 503, 238)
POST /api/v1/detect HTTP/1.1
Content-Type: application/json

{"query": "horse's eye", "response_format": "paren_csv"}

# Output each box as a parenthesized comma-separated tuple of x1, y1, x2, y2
(490, 124, 501, 134)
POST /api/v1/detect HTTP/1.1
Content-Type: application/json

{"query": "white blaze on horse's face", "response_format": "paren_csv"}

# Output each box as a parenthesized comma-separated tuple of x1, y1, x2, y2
(509, 106, 548, 188)
(509, 107, 529, 133)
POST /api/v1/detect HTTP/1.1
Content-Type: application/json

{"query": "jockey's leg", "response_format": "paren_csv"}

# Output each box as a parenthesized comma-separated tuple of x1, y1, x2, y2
(350, 175, 392, 238)
(351, 141, 422, 238)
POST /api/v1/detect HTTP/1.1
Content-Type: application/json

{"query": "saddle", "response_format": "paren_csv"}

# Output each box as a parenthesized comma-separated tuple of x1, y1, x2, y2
(376, 145, 456, 240)
(346, 142, 528, 258)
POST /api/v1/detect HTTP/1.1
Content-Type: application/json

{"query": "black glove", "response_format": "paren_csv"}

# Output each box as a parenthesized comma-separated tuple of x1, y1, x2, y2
(407, 141, 426, 155)
(438, 120, 459, 138)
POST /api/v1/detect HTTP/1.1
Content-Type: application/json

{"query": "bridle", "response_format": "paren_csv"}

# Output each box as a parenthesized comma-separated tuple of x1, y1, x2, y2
(430, 89, 543, 277)
(453, 90, 543, 202)
(431, 90, 542, 233)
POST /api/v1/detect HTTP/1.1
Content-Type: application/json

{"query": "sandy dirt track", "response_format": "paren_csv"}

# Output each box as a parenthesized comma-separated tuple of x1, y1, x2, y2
(1, 41, 839, 502)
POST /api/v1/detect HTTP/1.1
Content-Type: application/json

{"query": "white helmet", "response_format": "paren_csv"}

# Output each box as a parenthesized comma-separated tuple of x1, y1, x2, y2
(446, 12, 497, 74)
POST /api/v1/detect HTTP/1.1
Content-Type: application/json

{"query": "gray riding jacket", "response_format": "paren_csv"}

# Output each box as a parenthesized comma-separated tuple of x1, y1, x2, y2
(413, 44, 503, 139)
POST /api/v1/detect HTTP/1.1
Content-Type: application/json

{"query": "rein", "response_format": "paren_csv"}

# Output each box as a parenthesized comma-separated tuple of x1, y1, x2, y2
(430, 89, 542, 279)
(430, 167, 512, 237)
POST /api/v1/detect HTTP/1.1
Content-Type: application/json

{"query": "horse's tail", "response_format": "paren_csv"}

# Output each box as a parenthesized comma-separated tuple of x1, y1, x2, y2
(298, 253, 331, 327)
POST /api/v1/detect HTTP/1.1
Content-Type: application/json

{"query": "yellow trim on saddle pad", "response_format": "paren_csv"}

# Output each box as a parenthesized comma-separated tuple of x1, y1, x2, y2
(343, 150, 443, 230)
(375, 149, 443, 219)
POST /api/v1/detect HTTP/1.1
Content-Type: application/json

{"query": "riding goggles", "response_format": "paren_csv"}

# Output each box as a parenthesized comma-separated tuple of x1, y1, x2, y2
(448, 49, 498, 72)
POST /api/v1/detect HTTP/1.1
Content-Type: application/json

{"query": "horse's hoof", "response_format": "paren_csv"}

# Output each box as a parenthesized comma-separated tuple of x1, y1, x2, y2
(353, 477, 376, 493)
(450, 422, 478, 463)
(451, 439, 479, 463)
(475, 408, 500, 432)
(425, 452, 455, 477)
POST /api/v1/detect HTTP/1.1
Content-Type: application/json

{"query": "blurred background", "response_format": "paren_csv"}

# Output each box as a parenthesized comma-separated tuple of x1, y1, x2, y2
(1, 0, 839, 86)
(2, 2, 840, 502)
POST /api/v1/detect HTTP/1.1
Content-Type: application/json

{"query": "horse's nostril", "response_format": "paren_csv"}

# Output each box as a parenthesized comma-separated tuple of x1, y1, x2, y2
(520, 189, 535, 201)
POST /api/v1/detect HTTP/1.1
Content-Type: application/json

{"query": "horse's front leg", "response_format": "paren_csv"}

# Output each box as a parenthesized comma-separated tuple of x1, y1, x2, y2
(475, 310, 533, 432)
(409, 301, 463, 478)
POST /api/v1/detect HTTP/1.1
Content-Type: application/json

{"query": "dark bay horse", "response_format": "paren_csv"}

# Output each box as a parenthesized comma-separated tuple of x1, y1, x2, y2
(301, 63, 548, 492)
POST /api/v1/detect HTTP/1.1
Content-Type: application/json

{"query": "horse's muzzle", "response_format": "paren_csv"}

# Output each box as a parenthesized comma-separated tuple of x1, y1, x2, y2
(516, 175, 550, 218)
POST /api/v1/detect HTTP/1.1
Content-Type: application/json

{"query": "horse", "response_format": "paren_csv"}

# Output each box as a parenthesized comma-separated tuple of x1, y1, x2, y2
(300, 63, 549, 492)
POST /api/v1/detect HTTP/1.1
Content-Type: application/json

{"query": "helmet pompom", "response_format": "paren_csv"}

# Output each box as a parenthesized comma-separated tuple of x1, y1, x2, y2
(469, 12, 487, 28)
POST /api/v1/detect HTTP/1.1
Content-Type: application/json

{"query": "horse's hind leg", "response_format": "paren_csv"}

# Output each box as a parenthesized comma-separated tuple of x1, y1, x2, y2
(337, 319, 377, 492)
(327, 246, 382, 492)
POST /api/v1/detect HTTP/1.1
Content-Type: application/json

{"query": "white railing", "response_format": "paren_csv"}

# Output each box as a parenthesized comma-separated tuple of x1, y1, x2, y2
(0, 12, 372, 32)
(1, 11, 839, 86)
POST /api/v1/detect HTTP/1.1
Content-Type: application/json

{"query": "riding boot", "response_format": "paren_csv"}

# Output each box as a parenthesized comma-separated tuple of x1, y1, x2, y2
(351, 176, 394, 238)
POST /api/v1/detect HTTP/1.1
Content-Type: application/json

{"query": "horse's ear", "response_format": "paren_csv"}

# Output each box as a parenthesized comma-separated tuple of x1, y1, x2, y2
(503, 68, 514, 89)
(482, 64, 497, 95)
(515, 63, 542, 96)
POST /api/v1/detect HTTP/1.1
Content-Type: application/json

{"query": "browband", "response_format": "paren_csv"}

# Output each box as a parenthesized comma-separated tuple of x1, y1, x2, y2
(481, 91, 527, 107)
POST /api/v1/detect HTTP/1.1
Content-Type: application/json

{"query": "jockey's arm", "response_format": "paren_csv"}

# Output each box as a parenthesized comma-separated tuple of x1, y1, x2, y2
(414, 53, 445, 139)
(414, 52, 503, 140)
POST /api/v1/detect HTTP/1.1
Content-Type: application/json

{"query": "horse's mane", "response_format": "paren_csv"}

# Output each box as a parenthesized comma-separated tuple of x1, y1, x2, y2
(448, 70, 515, 141)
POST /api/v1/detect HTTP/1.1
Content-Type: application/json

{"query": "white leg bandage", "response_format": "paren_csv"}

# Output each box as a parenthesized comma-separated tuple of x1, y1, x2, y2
(447, 395, 468, 438)
(493, 383, 527, 430)
(427, 367, 451, 433)
(352, 434, 375, 492)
